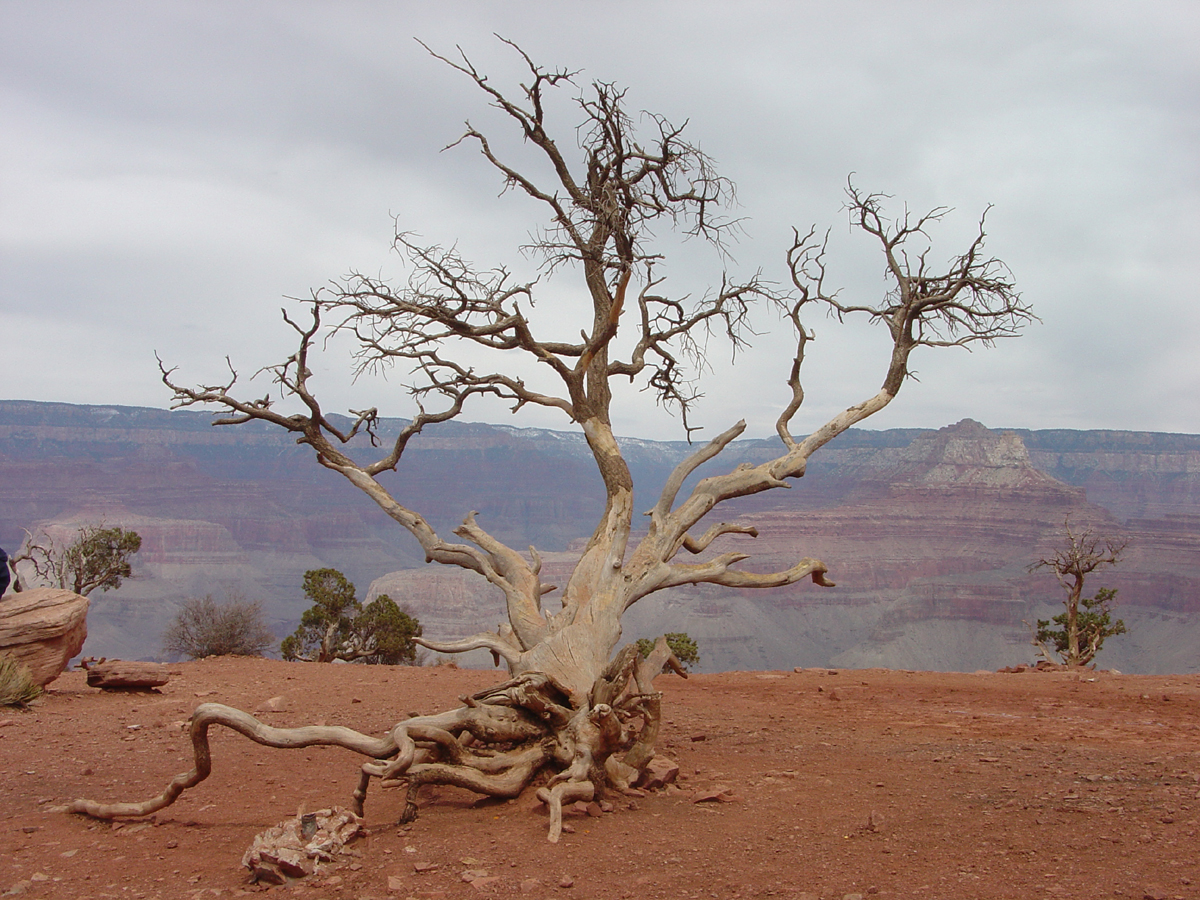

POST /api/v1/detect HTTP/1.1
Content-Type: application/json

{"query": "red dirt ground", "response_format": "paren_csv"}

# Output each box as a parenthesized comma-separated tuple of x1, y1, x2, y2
(2, 657, 1198, 900)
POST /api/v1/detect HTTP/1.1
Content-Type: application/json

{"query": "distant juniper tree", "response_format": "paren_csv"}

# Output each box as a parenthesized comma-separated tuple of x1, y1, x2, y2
(1030, 520, 1127, 667)
(281, 568, 421, 665)
(14, 525, 141, 597)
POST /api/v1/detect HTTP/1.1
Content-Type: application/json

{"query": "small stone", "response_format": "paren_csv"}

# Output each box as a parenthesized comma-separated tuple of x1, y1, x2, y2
(636, 756, 680, 791)
(689, 733, 707, 742)
(351, 697, 363, 704)
(4, 879, 32, 896)
(388, 875, 406, 891)
(461, 869, 489, 882)
(585, 802, 603, 818)
(559, 876, 575, 888)
(26, 875, 48, 884)
(19, 827, 38, 834)
(560, 823, 575, 834)
(843, 894, 864, 900)
(599, 800, 614, 813)
(414, 861, 439, 873)
(691, 785, 736, 803)
(469, 876, 502, 891)
(519, 877, 541, 893)
(251, 866, 285, 886)
(165, 840, 178, 849)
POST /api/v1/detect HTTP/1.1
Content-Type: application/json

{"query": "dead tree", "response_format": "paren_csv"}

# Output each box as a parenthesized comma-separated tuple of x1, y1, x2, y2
(61, 41, 1032, 840)
(1029, 520, 1127, 667)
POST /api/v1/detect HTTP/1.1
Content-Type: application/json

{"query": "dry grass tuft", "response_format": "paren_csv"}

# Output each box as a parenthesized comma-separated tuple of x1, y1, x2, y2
(0, 653, 41, 708)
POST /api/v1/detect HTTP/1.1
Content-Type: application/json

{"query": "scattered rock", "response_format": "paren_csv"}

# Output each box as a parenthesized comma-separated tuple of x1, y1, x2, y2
(256, 696, 288, 713)
(414, 861, 440, 873)
(637, 756, 680, 791)
(691, 784, 736, 803)
(0, 588, 89, 687)
(559, 876, 575, 888)
(388, 875, 406, 891)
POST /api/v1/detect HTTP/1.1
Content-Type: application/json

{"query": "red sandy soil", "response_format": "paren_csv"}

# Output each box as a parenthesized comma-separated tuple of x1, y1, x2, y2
(2, 658, 1198, 900)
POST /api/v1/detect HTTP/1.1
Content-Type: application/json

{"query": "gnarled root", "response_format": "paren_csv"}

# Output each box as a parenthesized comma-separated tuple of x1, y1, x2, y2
(59, 661, 667, 841)
(56, 703, 399, 818)
(536, 780, 595, 843)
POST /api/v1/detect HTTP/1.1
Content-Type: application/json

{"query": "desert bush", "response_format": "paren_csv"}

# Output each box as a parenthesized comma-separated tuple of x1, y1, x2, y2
(636, 633, 700, 672)
(0, 654, 41, 708)
(163, 594, 275, 659)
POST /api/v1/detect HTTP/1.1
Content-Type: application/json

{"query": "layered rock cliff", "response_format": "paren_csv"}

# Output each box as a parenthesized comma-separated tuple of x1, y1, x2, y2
(2, 401, 1197, 672)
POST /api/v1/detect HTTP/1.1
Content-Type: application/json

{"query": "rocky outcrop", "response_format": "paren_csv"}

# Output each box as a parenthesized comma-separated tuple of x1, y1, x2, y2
(0, 588, 89, 686)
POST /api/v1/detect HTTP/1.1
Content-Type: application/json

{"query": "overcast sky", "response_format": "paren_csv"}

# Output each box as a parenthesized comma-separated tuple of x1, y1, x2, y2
(2, 1, 1197, 441)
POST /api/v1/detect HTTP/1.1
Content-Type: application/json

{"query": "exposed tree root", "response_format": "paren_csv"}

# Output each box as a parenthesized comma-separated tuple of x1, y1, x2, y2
(59, 646, 667, 841)
(55, 703, 398, 818)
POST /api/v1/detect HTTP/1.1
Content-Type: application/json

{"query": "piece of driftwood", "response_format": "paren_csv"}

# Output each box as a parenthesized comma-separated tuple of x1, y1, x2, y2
(80, 658, 170, 690)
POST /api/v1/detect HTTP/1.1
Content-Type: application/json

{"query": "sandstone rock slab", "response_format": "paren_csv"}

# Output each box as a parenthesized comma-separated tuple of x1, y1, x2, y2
(0, 588, 88, 687)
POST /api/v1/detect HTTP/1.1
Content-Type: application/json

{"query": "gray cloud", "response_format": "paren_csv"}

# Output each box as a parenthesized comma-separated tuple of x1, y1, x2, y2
(2, 1, 1197, 439)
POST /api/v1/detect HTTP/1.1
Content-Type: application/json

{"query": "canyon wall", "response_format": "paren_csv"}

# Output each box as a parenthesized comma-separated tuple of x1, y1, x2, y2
(1, 401, 1197, 672)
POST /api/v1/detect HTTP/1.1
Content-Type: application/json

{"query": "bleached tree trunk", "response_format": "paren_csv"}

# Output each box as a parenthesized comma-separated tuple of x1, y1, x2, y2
(63, 39, 1031, 841)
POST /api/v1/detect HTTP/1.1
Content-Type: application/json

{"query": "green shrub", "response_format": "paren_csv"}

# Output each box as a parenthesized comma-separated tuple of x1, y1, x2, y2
(635, 632, 700, 672)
